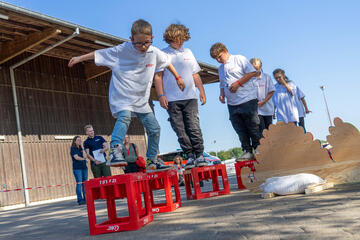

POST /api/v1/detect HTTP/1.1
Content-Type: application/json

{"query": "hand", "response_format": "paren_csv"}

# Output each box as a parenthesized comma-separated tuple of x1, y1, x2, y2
(229, 81, 240, 93)
(159, 95, 168, 110)
(95, 160, 102, 165)
(258, 101, 265, 107)
(68, 56, 81, 67)
(199, 92, 206, 105)
(176, 77, 185, 91)
(219, 95, 225, 104)
(99, 149, 105, 154)
(305, 109, 312, 114)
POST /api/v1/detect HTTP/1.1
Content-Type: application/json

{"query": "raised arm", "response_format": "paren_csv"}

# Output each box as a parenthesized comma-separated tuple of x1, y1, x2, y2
(229, 71, 258, 93)
(193, 73, 206, 105)
(68, 52, 95, 67)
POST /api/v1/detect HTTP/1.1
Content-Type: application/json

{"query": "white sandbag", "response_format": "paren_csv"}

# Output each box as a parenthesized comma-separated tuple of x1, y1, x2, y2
(260, 173, 325, 195)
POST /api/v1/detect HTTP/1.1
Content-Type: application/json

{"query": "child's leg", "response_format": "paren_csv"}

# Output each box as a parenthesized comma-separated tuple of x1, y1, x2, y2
(263, 115, 273, 129)
(182, 99, 204, 158)
(167, 101, 194, 157)
(244, 110, 260, 150)
(258, 115, 266, 136)
(136, 112, 160, 162)
(110, 110, 132, 148)
(228, 105, 252, 152)
(298, 117, 306, 133)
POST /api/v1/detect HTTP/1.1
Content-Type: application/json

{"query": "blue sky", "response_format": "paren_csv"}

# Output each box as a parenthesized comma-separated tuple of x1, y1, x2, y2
(3, 0, 360, 153)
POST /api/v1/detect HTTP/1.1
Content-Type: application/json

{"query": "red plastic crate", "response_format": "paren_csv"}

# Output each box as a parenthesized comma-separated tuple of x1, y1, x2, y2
(234, 159, 258, 189)
(84, 173, 153, 235)
(147, 169, 181, 213)
(183, 164, 230, 200)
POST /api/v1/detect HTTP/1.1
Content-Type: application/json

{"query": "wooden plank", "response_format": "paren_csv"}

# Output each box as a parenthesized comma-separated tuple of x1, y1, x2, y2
(305, 182, 334, 194)
(84, 62, 111, 81)
(261, 192, 276, 199)
(0, 28, 61, 64)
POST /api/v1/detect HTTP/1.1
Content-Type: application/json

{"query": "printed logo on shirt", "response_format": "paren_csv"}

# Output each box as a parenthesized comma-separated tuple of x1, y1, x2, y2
(146, 64, 154, 67)
(95, 139, 100, 142)
(183, 58, 191, 61)
(259, 84, 265, 87)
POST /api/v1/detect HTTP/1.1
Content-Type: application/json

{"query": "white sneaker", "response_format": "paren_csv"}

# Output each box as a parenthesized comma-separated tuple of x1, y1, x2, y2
(236, 151, 254, 162)
(184, 158, 195, 169)
(107, 144, 127, 166)
(254, 148, 259, 156)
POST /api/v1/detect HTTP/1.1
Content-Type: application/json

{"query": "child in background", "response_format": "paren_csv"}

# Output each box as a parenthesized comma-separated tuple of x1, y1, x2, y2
(69, 19, 185, 170)
(272, 69, 299, 124)
(210, 43, 259, 161)
(173, 155, 184, 186)
(292, 78, 311, 132)
(250, 58, 275, 135)
(154, 24, 207, 169)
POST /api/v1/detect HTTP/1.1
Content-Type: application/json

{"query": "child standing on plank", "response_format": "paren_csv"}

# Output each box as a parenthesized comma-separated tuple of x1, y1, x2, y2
(154, 24, 208, 169)
(69, 19, 185, 170)
(210, 43, 259, 161)
(250, 58, 275, 135)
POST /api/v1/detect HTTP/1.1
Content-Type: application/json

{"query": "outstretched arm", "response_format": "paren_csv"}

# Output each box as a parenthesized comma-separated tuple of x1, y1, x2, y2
(193, 73, 206, 105)
(154, 71, 169, 110)
(68, 52, 95, 67)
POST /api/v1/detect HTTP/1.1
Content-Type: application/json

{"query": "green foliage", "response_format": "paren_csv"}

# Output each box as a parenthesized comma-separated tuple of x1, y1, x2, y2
(211, 147, 243, 161)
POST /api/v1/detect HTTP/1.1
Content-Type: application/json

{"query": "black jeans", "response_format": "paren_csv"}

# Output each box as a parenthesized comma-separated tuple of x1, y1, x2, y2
(167, 99, 204, 158)
(228, 99, 260, 152)
(124, 162, 139, 173)
(259, 115, 273, 136)
(298, 117, 306, 133)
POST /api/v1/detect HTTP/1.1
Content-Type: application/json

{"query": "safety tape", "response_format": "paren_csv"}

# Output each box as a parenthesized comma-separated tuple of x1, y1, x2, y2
(0, 182, 84, 193)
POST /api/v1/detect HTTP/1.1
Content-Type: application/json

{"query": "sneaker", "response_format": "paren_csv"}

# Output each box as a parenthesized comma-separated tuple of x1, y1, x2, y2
(147, 158, 170, 171)
(254, 148, 259, 156)
(184, 157, 195, 170)
(107, 144, 127, 167)
(235, 151, 254, 162)
(195, 155, 208, 167)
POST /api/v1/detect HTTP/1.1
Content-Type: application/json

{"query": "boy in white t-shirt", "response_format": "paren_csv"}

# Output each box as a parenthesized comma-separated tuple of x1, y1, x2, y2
(272, 69, 300, 124)
(68, 19, 185, 170)
(210, 43, 260, 160)
(250, 58, 275, 135)
(154, 24, 207, 169)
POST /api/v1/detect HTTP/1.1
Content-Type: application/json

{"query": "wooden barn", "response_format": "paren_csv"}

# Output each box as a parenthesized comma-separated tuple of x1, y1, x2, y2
(0, 2, 218, 207)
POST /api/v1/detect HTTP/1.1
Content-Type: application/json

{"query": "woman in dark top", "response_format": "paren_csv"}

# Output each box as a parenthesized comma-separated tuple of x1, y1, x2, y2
(70, 136, 88, 205)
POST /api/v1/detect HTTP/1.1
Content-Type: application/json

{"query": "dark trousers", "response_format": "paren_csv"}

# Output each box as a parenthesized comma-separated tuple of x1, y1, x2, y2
(124, 162, 139, 173)
(228, 99, 260, 152)
(298, 117, 306, 133)
(91, 163, 111, 178)
(259, 115, 273, 136)
(167, 99, 204, 158)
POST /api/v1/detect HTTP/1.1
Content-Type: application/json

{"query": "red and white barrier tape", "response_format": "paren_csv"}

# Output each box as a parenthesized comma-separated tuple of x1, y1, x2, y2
(0, 182, 84, 193)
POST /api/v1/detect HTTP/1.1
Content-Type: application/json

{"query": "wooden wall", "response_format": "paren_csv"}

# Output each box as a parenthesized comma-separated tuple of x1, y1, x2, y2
(0, 54, 147, 207)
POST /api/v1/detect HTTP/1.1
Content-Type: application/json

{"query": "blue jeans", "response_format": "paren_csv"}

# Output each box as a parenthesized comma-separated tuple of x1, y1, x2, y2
(73, 169, 88, 203)
(111, 110, 160, 161)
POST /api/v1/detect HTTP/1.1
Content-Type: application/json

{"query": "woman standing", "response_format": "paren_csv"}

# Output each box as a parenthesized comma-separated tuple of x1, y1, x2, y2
(70, 136, 88, 205)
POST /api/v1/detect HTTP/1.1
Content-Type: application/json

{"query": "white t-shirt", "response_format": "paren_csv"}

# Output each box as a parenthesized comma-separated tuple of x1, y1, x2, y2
(272, 81, 299, 123)
(218, 55, 257, 105)
(254, 72, 275, 116)
(94, 42, 171, 117)
(295, 86, 306, 118)
(157, 47, 201, 102)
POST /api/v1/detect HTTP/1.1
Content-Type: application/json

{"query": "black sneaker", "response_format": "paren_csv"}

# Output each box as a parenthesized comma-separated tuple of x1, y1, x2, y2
(195, 156, 208, 167)
(147, 158, 170, 171)
(184, 158, 195, 170)
(107, 144, 127, 167)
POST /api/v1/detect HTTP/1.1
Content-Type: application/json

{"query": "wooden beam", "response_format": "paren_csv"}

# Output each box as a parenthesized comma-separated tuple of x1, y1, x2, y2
(84, 62, 111, 81)
(0, 28, 61, 64)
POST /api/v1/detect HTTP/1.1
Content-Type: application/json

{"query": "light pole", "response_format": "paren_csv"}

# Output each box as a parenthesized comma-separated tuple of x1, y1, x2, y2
(320, 86, 333, 127)
(213, 140, 217, 157)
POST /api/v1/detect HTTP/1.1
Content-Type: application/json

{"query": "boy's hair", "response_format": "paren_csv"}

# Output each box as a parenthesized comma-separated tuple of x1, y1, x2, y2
(272, 68, 285, 76)
(131, 19, 152, 36)
(84, 124, 93, 132)
(163, 24, 190, 44)
(250, 58, 262, 68)
(210, 43, 228, 59)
